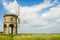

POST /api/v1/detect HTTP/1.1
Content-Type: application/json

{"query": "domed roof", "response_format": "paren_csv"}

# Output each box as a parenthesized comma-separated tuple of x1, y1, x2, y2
(4, 13, 18, 17)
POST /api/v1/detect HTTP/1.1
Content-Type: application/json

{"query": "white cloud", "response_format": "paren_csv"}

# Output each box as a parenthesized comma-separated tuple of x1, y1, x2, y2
(3, 0, 19, 14)
(2, 0, 60, 33)
(42, 5, 60, 19)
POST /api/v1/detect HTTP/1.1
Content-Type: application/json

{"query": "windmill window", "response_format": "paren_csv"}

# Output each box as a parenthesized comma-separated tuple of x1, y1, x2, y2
(11, 18, 13, 21)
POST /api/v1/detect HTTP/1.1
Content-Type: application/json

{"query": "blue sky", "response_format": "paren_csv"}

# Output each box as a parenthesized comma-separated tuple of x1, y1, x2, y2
(19, 0, 44, 6)
(0, 0, 60, 33)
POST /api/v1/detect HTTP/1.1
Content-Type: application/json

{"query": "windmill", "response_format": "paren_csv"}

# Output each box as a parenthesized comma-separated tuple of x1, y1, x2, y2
(3, 0, 23, 34)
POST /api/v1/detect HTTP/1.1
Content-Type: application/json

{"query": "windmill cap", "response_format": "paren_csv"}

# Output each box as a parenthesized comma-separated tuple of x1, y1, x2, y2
(4, 13, 18, 17)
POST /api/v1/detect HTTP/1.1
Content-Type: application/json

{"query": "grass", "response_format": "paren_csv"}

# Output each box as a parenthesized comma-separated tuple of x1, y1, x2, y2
(0, 34, 60, 40)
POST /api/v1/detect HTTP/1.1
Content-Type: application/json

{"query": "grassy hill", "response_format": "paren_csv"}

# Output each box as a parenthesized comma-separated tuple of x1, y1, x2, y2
(0, 34, 60, 40)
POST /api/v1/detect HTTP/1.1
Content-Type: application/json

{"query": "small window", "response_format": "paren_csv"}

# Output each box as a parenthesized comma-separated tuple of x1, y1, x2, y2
(11, 18, 13, 21)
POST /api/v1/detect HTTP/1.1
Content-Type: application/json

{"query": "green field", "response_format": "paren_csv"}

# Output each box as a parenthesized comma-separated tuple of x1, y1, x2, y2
(0, 34, 60, 40)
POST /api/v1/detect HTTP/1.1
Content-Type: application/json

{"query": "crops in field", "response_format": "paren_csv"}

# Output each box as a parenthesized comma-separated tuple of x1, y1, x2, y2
(0, 34, 60, 40)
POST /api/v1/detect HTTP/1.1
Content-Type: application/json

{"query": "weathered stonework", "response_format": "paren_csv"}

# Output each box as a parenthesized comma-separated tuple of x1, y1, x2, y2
(4, 14, 18, 34)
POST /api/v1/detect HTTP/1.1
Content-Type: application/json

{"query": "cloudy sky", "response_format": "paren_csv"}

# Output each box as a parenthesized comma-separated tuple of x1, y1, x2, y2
(0, 0, 60, 33)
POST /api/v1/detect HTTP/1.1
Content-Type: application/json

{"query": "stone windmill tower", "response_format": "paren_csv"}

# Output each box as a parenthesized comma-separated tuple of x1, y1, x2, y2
(4, 14, 18, 34)
(3, 3, 20, 34)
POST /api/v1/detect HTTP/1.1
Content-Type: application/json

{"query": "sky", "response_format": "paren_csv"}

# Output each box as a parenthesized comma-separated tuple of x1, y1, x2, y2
(0, 0, 60, 33)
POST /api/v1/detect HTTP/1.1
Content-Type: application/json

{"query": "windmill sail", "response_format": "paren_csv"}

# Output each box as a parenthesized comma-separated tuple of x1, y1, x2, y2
(17, 5, 20, 26)
(13, 1, 23, 27)
(17, 5, 19, 16)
